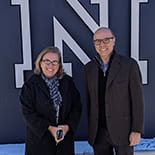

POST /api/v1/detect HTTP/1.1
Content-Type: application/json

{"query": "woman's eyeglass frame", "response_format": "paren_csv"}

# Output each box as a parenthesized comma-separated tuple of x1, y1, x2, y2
(41, 59, 60, 66)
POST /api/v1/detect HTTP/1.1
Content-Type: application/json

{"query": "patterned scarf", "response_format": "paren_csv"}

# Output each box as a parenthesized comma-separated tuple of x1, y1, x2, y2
(41, 73, 62, 124)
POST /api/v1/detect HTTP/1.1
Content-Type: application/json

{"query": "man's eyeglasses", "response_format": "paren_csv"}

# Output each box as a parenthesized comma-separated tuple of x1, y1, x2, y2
(42, 59, 60, 66)
(93, 37, 114, 45)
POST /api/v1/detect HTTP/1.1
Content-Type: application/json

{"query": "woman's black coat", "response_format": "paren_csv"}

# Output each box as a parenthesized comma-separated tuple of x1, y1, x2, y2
(20, 74, 82, 155)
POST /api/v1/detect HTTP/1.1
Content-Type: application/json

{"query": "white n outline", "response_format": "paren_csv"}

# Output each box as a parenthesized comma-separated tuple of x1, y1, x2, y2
(53, 17, 90, 75)
(66, 0, 109, 32)
(54, 0, 109, 75)
(131, 0, 148, 84)
(11, 0, 32, 88)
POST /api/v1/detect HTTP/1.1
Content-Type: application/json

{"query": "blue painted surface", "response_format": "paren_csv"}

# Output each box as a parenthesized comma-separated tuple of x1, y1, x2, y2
(0, 139, 155, 155)
(0, 0, 155, 143)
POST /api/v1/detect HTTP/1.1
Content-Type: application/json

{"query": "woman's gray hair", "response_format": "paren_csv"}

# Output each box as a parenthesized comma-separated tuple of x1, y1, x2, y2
(34, 46, 65, 79)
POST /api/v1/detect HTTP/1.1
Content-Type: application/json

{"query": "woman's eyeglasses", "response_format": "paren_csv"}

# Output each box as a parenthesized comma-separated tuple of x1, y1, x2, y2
(42, 59, 60, 66)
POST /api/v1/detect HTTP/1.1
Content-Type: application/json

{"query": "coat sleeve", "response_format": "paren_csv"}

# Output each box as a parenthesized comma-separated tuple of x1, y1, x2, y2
(129, 61, 144, 134)
(64, 79, 82, 133)
(20, 82, 51, 139)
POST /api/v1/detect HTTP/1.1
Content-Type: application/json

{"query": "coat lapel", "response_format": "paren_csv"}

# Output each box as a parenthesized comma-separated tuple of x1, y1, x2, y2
(36, 76, 50, 98)
(59, 76, 70, 118)
(106, 53, 121, 88)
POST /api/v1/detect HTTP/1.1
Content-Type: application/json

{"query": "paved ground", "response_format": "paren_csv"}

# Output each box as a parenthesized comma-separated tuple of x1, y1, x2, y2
(0, 140, 155, 155)
(79, 152, 155, 155)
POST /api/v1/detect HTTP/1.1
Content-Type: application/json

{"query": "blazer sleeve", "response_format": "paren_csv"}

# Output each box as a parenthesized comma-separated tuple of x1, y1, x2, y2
(129, 61, 144, 133)
(20, 82, 51, 139)
(84, 65, 90, 118)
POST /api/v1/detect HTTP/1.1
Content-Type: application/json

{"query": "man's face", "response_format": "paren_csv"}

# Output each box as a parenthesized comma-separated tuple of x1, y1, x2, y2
(93, 30, 115, 59)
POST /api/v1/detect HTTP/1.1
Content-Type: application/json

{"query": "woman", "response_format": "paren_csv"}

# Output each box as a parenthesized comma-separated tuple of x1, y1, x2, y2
(20, 46, 82, 155)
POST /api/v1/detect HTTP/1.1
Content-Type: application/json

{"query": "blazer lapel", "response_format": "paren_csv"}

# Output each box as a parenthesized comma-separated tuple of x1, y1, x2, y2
(106, 53, 121, 88)
(90, 61, 99, 98)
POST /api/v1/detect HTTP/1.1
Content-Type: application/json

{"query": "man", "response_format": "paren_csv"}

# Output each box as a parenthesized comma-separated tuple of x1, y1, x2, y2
(84, 27, 144, 155)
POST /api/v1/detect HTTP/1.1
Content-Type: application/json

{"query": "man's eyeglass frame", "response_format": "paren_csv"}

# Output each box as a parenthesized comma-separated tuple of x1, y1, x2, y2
(93, 37, 114, 45)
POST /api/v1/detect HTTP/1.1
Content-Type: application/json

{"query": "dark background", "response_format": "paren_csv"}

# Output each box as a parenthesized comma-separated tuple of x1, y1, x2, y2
(0, 0, 155, 143)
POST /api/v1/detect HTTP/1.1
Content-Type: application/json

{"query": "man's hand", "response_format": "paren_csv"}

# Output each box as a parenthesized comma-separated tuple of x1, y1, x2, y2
(129, 132, 141, 146)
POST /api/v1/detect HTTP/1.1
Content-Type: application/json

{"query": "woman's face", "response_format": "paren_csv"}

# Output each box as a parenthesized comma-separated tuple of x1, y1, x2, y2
(40, 52, 60, 79)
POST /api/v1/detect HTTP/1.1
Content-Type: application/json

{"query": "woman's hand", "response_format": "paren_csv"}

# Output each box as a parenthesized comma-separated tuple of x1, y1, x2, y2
(48, 126, 63, 143)
(58, 124, 69, 138)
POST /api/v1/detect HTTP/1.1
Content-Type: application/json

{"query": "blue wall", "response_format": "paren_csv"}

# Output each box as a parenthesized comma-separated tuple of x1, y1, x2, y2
(0, 0, 155, 143)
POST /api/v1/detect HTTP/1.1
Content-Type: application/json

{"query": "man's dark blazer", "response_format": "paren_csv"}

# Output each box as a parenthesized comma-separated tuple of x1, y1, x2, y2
(20, 74, 82, 155)
(84, 52, 144, 146)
